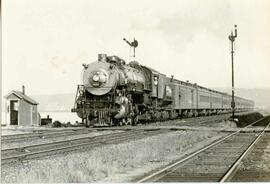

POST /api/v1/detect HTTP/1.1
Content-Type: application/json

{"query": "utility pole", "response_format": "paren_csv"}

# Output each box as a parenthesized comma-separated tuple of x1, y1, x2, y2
(228, 25, 238, 120)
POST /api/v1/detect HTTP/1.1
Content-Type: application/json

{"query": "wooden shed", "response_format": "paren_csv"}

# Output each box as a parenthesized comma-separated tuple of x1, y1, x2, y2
(4, 86, 40, 126)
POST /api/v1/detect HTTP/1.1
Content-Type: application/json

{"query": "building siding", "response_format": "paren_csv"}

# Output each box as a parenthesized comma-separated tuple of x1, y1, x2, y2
(18, 99, 31, 126)
(5, 91, 40, 127)
(32, 105, 39, 126)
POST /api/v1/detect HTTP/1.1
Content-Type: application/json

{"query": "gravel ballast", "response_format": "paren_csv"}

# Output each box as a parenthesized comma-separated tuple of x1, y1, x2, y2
(1, 130, 226, 183)
(1, 130, 123, 149)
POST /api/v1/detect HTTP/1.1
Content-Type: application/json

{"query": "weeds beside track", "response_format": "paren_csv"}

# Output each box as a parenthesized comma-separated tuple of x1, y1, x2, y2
(137, 116, 270, 182)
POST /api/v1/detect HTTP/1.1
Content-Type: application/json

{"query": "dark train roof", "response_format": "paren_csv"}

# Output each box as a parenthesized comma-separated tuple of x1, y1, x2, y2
(142, 64, 253, 102)
(127, 58, 253, 103)
(172, 78, 253, 102)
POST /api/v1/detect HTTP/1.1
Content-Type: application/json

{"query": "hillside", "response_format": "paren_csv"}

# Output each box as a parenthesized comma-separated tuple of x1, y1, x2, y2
(31, 93, 76, 112)
(34, 88, 270, 112)
(2, 88, 269, 112)
(214, 88, 270, 109)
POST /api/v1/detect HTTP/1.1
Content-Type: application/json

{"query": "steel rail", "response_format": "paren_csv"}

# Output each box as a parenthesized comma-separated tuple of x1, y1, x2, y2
(1, 115, 231, 143)
(1, 131, 141, 164)
(1, 112, 243, 142)
(1, 130, 139, 154)
(220, 118, 270, 182)
(137, 116, 269, 183)
(1, 129, 165, 164)
(1, 117, 215, 141)
(1, 129, 89, 142)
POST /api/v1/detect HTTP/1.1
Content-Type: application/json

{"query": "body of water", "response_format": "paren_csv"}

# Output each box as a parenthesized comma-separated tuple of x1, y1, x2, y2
(40, 111, 81, 123)
(2, 111, 81, 125)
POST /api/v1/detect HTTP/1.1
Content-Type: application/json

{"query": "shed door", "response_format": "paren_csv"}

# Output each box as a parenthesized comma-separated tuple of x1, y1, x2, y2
(10, 100, 18, 125)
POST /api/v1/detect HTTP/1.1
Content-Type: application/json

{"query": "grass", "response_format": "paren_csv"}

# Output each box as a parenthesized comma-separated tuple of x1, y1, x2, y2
(1, 130, 223, 183)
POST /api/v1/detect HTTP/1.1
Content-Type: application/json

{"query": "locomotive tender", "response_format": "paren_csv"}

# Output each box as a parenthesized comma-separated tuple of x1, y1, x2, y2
(72, 54, 254, 127)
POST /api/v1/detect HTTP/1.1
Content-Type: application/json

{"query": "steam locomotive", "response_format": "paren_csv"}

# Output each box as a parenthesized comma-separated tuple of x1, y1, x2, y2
(71, 54, 254, 127)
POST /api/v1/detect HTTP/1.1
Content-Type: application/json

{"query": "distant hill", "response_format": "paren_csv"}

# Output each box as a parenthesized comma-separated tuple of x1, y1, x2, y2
(214, 88, 270, 110)
(31, 93, 76, 112)
(2, 88, 269, 112)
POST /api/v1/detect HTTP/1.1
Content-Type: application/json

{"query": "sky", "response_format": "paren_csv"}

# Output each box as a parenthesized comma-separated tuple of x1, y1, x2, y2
(2, 0, 270, 96)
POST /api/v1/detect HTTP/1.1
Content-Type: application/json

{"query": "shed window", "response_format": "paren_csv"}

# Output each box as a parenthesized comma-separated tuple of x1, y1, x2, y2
(12, 101, 19, 111)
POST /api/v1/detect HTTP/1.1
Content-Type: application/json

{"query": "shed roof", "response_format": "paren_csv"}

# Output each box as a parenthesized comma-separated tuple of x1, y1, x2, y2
(5, 91, 39, 105)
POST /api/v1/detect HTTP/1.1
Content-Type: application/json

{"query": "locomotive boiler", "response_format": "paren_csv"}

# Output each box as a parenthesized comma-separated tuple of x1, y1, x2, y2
(72, 54, 148, 126)
(72, 53, 254, 127)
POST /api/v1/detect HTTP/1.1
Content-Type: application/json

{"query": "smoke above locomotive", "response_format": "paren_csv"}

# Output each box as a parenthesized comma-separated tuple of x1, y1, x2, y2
(72, 54, 254, 127)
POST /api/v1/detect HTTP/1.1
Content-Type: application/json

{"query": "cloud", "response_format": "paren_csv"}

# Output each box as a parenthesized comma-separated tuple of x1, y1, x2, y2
(2, 0, 270, 96)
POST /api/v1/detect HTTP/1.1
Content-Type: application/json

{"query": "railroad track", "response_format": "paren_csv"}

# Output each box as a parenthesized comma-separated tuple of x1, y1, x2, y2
(1, 114, 233, 143)
(231, 132, 270, 181)
(137, 116, 270, 182)
(151, 112, 248, 127)
(1, 128, 91, 143)
(1, 129, 167, 165)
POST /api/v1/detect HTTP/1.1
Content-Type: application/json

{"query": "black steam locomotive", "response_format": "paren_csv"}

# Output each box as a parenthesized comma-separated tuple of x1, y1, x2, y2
(71, 54, 254, 127)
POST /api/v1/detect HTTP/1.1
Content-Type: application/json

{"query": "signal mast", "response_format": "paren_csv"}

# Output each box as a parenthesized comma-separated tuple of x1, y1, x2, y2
(228, 25, 238, 120)
(123, 37, 138, 60)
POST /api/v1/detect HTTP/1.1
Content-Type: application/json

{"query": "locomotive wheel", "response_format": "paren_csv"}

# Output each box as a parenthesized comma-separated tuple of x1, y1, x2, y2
(108, 117, 113, 127)
(85, 117, 90, 128)
(127, 117, 132, 125)
(124, 118, 128, 126)
(132, 116, 138, 126)
(83, 118, 88, 128)
(118, 120, 123, 126)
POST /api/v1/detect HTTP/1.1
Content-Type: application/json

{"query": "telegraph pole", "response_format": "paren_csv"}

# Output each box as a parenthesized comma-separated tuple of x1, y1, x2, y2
(228, 25, 238, 120)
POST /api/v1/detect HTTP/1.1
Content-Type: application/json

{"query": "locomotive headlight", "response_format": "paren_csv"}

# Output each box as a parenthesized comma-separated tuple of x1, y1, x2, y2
(99, 74, 106, 83)
(90, 70, 108, 87)
(93, 74, 100, 82)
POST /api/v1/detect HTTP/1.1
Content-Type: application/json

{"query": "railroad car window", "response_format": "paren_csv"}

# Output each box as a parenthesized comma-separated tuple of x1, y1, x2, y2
(154, 76, 158, 85)
(212, 97, 221, 103)
(165, 86, 172, 98)
(223, 99, 230, 105)
(200, 95, 210, 102)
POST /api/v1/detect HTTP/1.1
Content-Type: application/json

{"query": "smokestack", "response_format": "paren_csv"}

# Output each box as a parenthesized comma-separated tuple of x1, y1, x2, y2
(22, 85, 25, 95)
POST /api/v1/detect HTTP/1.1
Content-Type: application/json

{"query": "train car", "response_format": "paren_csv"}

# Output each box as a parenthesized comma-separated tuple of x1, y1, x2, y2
(72, 54, 254, 127)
